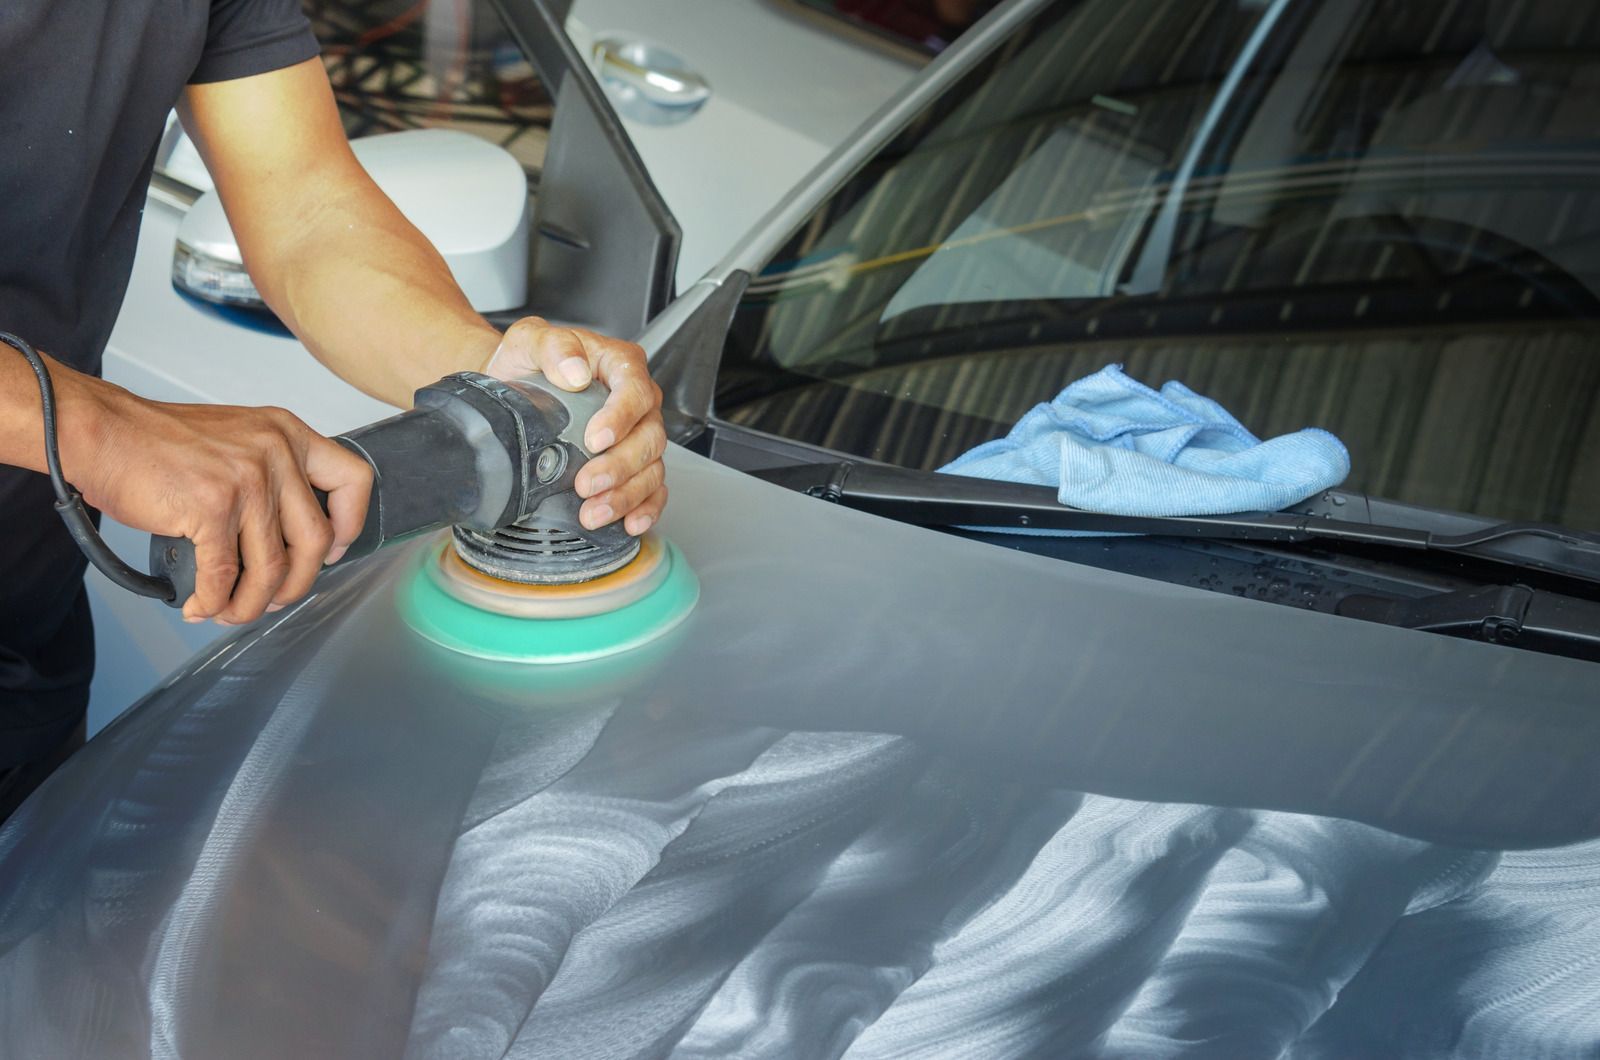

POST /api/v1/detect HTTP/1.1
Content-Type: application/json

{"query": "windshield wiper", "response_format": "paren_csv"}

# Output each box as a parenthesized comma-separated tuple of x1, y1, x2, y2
(755, 460, 1600, 588)
(1335, 585, 1600, 662)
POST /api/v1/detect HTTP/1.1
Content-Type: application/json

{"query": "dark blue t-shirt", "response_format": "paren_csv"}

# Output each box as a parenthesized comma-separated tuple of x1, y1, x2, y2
(0, 0, 319, 767)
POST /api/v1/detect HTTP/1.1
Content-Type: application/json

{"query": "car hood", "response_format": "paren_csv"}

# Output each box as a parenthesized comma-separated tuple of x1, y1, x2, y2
(1, 445, 1597, 1057)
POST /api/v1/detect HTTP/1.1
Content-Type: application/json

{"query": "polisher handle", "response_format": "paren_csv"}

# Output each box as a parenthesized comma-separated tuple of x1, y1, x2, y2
(148, 488, 333, 610)
(144, 396, 478, 610)
(144, 370, 563, 610)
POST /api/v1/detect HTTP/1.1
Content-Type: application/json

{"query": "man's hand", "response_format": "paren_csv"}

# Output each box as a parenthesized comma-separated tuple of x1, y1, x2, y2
(486, 318, 667, 537)
(62, 377, 372, 625)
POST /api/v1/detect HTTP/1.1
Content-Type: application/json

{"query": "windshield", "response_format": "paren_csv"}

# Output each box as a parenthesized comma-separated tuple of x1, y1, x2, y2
(716, 0, 1600, 532)
(154, 2, 551, 192)
(784, 0, 1001, 56)
(309, 0, 550, 177)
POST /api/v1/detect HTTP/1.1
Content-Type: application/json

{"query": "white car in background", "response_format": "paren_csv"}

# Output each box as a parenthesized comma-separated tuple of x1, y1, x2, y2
(87, 0, 923, 726)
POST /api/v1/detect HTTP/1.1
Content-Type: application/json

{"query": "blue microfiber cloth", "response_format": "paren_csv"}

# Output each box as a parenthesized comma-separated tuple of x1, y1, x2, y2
(941, 364, 1349, 525)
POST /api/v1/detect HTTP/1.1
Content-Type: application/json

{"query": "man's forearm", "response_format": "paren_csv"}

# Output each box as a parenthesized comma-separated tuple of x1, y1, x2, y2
(182, 62, 501, 410)
(3, 333, 376, 625)
(0, 346, 106, 480)
(248, 177, 501, 409)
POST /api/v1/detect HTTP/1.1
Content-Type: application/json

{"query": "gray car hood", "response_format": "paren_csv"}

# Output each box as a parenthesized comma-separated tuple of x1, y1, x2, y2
(1, 445, 1597, 1057)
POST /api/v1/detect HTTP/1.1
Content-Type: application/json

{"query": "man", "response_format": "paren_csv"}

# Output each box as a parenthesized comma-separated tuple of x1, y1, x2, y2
(0, 1, 668, 819)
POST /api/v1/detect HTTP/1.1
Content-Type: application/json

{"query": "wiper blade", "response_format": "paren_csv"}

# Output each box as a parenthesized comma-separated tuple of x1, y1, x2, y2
(756, 461, 1600, 587)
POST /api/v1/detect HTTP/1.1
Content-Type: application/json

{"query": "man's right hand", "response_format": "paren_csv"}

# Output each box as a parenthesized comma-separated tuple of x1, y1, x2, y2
(59, 375, 372, 625)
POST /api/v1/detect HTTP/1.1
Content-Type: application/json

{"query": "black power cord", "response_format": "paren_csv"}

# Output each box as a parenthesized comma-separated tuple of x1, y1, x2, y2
(1, 331, 177, 602)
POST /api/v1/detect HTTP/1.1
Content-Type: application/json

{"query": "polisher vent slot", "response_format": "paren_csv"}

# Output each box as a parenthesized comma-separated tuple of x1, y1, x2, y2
(452, 520, 641, 585)
(493, 526, 604, 558)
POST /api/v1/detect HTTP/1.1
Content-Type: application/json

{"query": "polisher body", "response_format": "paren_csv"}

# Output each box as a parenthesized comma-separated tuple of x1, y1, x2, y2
(148, 371, 694, 660)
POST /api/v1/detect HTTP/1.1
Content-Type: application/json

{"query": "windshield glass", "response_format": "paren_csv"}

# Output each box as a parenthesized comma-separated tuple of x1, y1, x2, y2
(154, 2, 551, 190)
(310, 0, 550, 176)
(716, 0, 1600, 531)
(785, 0, 1001, 56)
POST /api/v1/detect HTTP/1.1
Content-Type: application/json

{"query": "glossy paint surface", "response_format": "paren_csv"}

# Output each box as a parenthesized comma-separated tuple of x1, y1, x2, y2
(3, 447, 1598, 1057)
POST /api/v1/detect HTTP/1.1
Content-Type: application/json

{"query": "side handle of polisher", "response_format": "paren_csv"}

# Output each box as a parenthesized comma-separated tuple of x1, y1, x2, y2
(147, 372, 564, 608)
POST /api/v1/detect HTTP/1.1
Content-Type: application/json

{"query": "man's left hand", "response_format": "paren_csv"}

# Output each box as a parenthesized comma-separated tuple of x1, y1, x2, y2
(486, 318, 667, 537)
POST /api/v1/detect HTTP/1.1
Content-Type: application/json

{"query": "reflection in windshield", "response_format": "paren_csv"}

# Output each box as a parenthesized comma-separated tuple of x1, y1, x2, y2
(882, 122, 1157, 314)
(309, 0, 552, 177)
(718, 0, 1600, 531)
(789, 0, 1001, 56)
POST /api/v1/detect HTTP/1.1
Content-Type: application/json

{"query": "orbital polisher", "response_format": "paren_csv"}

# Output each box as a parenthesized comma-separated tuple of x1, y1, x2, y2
(149, 372, 698, 664)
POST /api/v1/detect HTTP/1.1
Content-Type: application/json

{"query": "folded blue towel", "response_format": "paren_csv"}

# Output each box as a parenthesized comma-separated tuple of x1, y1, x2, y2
(941, 365, 1349, 523)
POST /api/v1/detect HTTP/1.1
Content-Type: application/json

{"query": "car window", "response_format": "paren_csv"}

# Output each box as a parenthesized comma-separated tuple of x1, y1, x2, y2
(308, 0, 551, 178)
(716, 0, 1600, 532)
(783, 0, 1001, 57)
(153, 1, 553, 188)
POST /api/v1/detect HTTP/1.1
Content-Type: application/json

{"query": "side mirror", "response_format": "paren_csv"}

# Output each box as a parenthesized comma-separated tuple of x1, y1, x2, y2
(172, 128, 530, 315)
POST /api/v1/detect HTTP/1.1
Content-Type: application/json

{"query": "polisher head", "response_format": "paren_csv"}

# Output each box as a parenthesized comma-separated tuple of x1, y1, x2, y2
(398, 530, 699, 665)
(393, 373, 697, 663)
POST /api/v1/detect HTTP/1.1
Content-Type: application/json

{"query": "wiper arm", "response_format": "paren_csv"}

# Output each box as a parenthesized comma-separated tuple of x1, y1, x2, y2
(1337, 585, 1600, 663)
(756, 461, 1600, 587)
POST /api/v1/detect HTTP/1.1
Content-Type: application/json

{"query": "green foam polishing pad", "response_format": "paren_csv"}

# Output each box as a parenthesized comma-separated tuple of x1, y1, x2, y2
(398, 539, 700, 664)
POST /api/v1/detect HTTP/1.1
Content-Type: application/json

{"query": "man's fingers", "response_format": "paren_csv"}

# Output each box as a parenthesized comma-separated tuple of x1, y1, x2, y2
(494, 316, 594, 391)
(219, 499, 290, 625)
(623, 484, 667, 537)
(573, 332, 656, 453)
(575, 415, 666, 499)
(580, 458, 665, 532)
(304, 434, 373, 565)
(184, 524, 241, 622)
(537, 329, 595, 391)
(273, 478, 334, 607)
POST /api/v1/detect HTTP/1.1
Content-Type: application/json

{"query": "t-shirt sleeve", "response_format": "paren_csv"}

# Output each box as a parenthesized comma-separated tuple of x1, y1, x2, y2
(189, 0, 321, 85)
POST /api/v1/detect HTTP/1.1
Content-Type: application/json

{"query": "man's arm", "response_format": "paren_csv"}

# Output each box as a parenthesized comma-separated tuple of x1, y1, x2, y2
(180, 58, 668, 539)
(0, 345, 371, 624)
